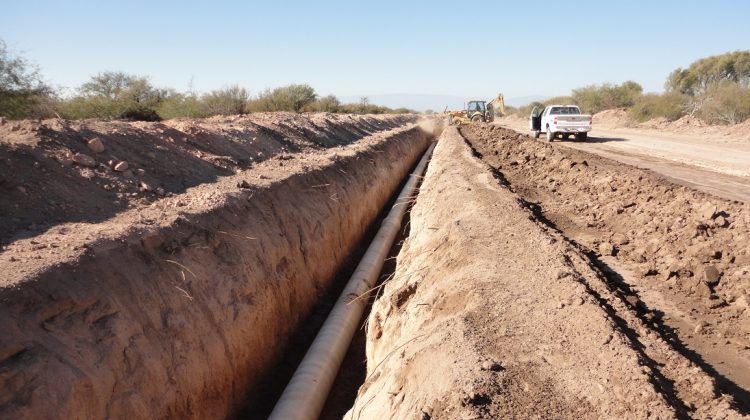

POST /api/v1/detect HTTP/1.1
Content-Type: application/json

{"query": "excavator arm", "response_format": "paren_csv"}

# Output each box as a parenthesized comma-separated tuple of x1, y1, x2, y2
(488, 93, 504, 116)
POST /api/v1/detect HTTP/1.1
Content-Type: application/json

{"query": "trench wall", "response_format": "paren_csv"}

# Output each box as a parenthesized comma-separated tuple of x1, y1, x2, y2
(0, 126, 430, 419)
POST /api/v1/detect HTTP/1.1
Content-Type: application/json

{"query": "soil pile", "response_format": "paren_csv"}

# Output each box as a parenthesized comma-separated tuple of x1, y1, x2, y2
(463, 123, 750, 401)
(347, 127, 742, 419)
(0, 113, 415, 244)
(0, 116, 430, 419)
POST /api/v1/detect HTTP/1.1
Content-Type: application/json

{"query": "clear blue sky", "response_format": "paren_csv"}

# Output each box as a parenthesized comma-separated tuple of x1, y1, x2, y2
(2, 0, 749, 102)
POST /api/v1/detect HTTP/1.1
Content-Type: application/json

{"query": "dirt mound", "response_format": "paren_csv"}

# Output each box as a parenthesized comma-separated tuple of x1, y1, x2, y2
(0, 122, 431, 419)
(592, 108, 633, 128)
(347, 127, 741, 419)
(0, 113, 415, 245)
(462, 124, 750, 404)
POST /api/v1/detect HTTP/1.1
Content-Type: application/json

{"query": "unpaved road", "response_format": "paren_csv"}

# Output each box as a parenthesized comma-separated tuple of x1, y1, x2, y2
(496, 117, 750, 203)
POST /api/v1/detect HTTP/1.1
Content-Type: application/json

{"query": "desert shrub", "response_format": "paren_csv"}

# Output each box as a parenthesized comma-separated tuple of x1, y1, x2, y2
(247, 84, 317, 112)
(666, 50, 750, 96)
(0, 40, 55, 119)
(698, 81, 750, 124)
(629, 92, 687, 122)
(571, 81, 642, 114)
(199, 85, 248, 116)
(58, 72, 167, 120)
(301, 94, 340, 112)
(156, 93, 204, 119)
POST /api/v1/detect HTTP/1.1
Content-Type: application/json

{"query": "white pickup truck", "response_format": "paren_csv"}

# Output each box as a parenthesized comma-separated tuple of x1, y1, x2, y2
(529, 105, 592, 141)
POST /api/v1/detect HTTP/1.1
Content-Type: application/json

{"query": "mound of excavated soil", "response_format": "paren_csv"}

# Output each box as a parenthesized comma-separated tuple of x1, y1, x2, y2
(347, 127, 742, 419)
(0, 114, 432, 419)
(0, 113, 415, 245)
(462, 124, 750, 403)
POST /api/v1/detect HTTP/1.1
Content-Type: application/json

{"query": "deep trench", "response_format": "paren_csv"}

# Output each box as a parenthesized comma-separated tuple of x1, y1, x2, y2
(236, 141, 429, 419)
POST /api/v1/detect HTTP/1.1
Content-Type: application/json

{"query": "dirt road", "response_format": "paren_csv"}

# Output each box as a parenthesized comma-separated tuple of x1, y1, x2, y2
(496, 117, 750, 203)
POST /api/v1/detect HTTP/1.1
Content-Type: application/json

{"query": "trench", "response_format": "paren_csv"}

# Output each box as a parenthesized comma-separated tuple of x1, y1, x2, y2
(0, 123, 435, 420)
(239, 162, 417, 419)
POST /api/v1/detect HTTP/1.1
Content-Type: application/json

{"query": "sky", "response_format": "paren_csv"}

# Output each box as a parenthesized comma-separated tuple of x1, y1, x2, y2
(2, 0, 749, 109)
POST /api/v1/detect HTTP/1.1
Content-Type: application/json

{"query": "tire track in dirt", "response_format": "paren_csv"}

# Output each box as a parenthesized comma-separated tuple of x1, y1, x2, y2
(461, 124, 749, 416)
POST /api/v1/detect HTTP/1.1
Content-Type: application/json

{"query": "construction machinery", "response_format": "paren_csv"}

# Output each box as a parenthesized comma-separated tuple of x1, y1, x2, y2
(446, 93, 505, 125)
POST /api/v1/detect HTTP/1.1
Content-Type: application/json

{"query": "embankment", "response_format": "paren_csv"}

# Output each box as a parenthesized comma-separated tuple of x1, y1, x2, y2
(0, 121, 431, 419)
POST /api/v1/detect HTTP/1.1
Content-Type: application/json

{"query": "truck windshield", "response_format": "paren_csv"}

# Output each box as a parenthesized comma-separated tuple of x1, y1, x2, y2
(549, 106, 581, 115)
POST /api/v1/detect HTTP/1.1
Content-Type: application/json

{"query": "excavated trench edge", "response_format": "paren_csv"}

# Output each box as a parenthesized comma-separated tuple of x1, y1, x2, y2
(0, 124, 433, 420)
(459, 127, 750, 415)
(242, 151, 426, 419)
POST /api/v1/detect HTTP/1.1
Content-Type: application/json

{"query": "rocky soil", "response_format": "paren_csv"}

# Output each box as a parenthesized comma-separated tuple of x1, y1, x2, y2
(0, 113, 415, 245)
(347, 126, 746, 419)
(0, 114, 429, 419)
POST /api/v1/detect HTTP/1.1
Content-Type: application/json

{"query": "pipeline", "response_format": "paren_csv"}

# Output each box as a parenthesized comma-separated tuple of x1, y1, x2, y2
(268, 142, 436, 420)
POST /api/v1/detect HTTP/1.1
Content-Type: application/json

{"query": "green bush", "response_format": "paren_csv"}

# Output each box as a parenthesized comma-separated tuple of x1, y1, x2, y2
(58, 72, 167, 120)
(666, 50, 750, 96)
(199, 85, 248, 116)
(698, 81, 750, 124)
(301, 94, 340, 112)
(247, 84, 317, 112)
(156, 93, 204, 119)
(629, 92, 687, 122)
(571, 81, 642, 114)
(0, 40, 55, 119)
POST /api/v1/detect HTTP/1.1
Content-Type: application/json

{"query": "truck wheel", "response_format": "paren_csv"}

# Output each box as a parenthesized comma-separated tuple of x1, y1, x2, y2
(471, 115, 484, 123)
(546, 126, 554, 142)
(533, 130, 540, 139)
(576, 132, 588, 141)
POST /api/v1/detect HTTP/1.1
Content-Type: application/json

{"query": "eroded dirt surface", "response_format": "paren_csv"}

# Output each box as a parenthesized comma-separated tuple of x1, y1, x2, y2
(0, 112, 415, 245)
(463, 124, 750, 408)
(496, 115, 750, 202)
(347, 126, 746, 419)
(0, 115, 430, 419)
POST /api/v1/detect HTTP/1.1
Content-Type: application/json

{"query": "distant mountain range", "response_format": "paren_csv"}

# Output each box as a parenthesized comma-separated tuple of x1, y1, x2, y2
(338, 94, 548, 112)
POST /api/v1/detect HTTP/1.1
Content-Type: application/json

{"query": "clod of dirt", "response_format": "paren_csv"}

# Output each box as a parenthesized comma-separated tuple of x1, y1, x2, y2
(72, 152, 96, 167)
(87, 137, 105, 153)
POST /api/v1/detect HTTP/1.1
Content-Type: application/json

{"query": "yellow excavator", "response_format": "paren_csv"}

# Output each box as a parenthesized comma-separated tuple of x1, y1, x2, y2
(446, 93, 505, 125)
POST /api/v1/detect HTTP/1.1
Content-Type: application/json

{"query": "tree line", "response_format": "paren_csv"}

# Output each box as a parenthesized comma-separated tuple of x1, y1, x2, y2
(508, 50, 750, 125)
(0, 40, 414, 121)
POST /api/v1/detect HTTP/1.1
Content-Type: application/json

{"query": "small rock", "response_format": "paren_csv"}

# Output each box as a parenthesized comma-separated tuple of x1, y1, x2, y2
(72, 153, 97, 167)
(0, 116, 6, 125)
(694, 322, 707, 334)
(16, 186, 27, 194)
(481, 360, 504, 372)
(113, 161, 129, 172)
(140, 181, 154, 192)
(599, 242, 615, 256)
(238, 180, 251, 189)
(701, 265, 721, 286)
(611, 233, 629, 245)
(87, 137, 105, 153)
(135, 168, 145, 177)
(146, 152, 156, 160)
(714, 216, 728, 228)
(699, 203, 717, 220)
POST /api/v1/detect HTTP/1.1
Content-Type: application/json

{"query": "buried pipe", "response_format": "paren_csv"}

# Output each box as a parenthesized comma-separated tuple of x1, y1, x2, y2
(268, 142, 436, 420)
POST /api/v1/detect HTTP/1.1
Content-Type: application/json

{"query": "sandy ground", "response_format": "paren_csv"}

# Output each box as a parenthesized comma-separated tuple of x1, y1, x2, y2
(347, 126, 745, 419)
(496, 116, 750, 203)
